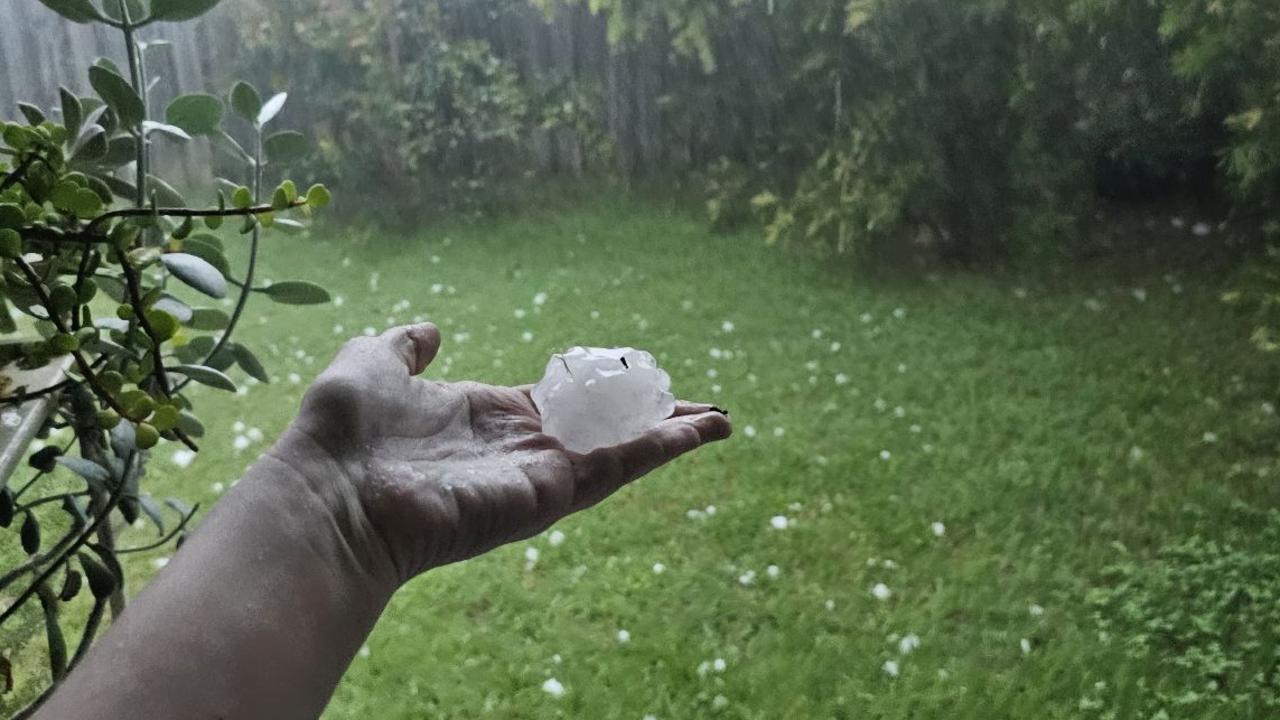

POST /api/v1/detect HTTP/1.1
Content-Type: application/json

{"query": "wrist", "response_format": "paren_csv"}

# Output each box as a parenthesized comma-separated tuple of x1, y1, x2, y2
(254, 429, 402, 598)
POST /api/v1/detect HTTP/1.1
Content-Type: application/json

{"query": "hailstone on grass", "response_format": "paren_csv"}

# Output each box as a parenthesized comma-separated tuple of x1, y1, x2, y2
(531, 346, 676, 453)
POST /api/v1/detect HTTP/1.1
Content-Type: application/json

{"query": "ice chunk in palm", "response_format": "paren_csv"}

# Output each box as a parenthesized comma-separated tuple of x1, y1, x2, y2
(532, 346, 676, 453)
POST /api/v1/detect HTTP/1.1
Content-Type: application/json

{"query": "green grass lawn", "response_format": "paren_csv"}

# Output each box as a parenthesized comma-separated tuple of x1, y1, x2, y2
(5, 196, 1280, 718)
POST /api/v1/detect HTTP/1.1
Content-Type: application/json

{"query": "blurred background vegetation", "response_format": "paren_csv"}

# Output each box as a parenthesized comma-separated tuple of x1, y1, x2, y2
(8, 0, 1279, 255)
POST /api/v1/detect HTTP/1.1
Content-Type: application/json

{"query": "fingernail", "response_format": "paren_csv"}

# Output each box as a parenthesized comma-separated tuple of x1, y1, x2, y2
(710, 406, 729, 417)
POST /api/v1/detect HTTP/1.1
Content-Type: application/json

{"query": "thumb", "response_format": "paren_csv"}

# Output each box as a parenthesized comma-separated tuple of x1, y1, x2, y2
(380, 323, 442, 375)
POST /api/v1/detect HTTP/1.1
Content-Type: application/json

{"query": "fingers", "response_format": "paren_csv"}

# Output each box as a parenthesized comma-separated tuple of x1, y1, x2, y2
(381, 323, 441, 375)
(671, 400, 728, 417)
(570, 410, 732, 510)
(514, 387, 724, 419)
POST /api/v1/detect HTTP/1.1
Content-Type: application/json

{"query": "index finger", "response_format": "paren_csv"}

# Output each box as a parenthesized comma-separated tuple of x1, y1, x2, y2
(569, 410, 732, 511)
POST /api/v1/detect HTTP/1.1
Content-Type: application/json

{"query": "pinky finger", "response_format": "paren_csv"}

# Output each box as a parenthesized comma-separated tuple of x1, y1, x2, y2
(570, 411, 732, 511)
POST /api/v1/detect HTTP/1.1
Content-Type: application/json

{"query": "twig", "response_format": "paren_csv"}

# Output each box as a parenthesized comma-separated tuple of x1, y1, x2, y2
(0, 154, 38, 195)
(0, 355, 109, 408)
(176, 131, 267, 392)
(0, 451, 137, 627)
(12, 258, 140, 429)
(114, 502, 199, 554)
(15, 491, 90, 512)
(80, 200, 306, 236)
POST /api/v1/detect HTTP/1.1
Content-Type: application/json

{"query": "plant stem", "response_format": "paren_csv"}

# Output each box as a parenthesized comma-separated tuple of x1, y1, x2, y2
(118, 253, 174, 395)
(180, 132, 265, 390)
(118, 0, 147, 211)
(0, 153, 38, 195)
(69, 386, 125, 619)
(79, 199, 305, 236)
(15, 492, 90, 512)
(70, 249, 98, 331)
(0, 356, 108, 408)
(10, 257, 142, 429)
(114, 502, 199, 554)
(0, 451, 136, 628)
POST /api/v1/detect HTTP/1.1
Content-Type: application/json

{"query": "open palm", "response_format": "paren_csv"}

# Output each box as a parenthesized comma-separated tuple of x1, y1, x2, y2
(275, 323, 731, 582)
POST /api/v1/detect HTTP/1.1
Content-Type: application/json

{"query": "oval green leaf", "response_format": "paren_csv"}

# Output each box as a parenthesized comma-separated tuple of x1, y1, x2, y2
(165, 93, 223, 136)
(168, 364, 237, 392)
(147, 0, 223, 22)
(161, 253, 227, 299)
(88, 65, 144, 128)
(261, 281, 331, 305)
(263, 131, 309, 165)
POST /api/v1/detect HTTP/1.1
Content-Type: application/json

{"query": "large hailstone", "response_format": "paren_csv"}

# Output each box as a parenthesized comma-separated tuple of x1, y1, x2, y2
(531, 346, 676, 453)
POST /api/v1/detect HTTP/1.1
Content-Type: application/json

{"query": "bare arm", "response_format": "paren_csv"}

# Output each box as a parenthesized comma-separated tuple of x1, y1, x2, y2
(35, 323, 731, 719)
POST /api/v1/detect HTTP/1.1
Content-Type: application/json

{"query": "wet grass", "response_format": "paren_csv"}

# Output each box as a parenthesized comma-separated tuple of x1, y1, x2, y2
(4, 196, 1278, 718)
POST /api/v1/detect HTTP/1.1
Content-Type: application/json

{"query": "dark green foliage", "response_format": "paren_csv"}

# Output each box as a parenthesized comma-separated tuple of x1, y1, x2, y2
(235, 0, 601, 217)
(0, 1, 333, 709)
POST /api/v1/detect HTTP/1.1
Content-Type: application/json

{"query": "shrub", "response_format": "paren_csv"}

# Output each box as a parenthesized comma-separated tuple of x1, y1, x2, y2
(0, 0, 330, 713)
(236, 0, 603, 219)
(1161, 0, 1280, 215)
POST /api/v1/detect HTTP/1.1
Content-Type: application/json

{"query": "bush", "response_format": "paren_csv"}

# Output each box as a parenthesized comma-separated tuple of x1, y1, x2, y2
(1161, 0, 1280, 216)
(750, 0, 1224, 263)
(567, 0, 1260, 262)
(0, 1, 330, 713)
(236, 0, 602, 219)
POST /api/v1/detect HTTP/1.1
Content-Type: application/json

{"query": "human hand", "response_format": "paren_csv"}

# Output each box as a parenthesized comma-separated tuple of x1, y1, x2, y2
(269, 323, 731, 587)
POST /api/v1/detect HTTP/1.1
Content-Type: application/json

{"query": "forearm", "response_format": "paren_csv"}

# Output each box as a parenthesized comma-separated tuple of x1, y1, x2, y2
(36, 449, 397, 720)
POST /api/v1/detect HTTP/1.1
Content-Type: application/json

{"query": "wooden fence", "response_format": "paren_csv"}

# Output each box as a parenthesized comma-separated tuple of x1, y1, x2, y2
(1, 0, 781, 182)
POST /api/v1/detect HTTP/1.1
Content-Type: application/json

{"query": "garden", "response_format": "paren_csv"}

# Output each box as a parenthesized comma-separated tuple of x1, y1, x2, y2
(3, 1, 1280, 718)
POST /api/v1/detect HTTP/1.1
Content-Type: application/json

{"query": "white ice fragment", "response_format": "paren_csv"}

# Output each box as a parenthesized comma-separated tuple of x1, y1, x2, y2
(898, 633, 921, 655)
(531, 347, 676, 453)
(541, 678, 564, 697)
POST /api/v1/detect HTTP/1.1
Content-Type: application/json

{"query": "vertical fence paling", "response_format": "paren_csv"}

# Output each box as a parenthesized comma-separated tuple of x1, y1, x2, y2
(1, 1, 784, 179)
